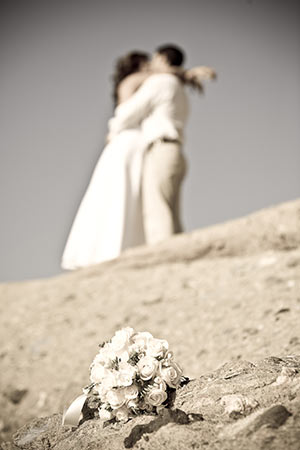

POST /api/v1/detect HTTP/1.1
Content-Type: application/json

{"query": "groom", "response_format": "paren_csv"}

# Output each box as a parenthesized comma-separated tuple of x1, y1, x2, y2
(109, 44, 189, 244)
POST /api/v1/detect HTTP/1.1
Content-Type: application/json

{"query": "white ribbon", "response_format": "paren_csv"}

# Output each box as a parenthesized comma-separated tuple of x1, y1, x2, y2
(62, 393, 88, 427)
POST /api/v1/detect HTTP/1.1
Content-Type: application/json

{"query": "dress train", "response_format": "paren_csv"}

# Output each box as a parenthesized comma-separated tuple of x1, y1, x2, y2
(61, 130, 146, 269)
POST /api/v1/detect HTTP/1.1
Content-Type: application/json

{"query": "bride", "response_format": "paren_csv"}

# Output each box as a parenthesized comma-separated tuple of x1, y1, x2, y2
(61, 51, 150, 269)
(61, 50, 216, 270)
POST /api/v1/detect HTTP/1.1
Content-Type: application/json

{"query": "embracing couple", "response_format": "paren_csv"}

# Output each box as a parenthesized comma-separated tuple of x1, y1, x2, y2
(62, 44, 216, 270)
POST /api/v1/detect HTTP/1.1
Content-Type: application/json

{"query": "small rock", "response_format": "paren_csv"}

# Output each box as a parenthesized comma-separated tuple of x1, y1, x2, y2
(275, 307, 291, 315)
(220, 394, 259, 418)
(287, 257, 300, 268)
(36, 391, 47, 409)
(251, 405, 291, 431)
(289, 336, 300, 345)
(258, 255, 277, 267)
(274, 367, 297, 385)
(64, 294, 76, 302)
(5, 388, 28, 405)
(243, 327, 259, 336)
(142, 297, 162, 305)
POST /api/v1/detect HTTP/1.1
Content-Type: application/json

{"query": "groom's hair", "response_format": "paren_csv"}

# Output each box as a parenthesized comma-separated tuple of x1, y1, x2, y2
(156, 44, 185, 67)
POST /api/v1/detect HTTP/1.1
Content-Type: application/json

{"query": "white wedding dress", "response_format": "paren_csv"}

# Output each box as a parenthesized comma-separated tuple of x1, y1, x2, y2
(61, 129, 147, 269)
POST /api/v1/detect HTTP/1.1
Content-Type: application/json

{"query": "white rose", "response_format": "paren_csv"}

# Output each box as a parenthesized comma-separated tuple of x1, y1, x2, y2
(98, 407, 112, 421)
(132, 332, 153, 351)
(95, 345, 115, 367)
(90, 364, 107, 383)
(117, 362, 136, 387)
(128, 343, 141, 356)
(160, 362, 183, 388)
(97, 371, 118, 396)
(137, 356, 159, 381)
(124, 384, 139, 400)
(145, 387, 168, 407)
(115, 405, 129, 422)
(106, 388, 126, 409)
(153, 376, 167, 391)
(147, 338, 169, 359)
(117, 373, 134, 387)
(110, 328, 134, 354)
(119, 350, 130, 363)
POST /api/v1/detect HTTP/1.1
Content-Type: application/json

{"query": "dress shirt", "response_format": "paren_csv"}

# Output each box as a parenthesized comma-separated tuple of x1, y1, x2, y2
(108, 73, 189, 145)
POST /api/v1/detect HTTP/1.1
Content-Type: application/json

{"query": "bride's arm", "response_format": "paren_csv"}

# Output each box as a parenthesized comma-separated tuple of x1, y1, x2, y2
(106, 73, 150, 142)
(108, 74, 172, 138)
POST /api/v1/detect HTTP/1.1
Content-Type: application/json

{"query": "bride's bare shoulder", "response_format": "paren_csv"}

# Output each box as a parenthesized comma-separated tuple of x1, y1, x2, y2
(118, 72, 150, 103)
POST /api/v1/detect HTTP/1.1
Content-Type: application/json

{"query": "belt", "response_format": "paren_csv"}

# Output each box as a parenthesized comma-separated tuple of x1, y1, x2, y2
(148, 137, 182, 149)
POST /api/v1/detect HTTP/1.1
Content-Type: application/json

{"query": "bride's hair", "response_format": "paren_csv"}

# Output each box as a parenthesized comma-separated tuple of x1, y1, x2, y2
(112, 51, 149, 105)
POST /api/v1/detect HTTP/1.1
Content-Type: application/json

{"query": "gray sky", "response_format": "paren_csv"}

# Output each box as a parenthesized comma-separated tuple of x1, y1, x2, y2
(1, 0, 299, 282)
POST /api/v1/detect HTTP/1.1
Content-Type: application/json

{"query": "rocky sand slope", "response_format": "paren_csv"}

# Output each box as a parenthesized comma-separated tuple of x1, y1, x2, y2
(0, 199, 300, 448)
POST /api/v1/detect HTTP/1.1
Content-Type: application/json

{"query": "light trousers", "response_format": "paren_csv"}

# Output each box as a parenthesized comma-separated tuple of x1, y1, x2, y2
(142, 141, 187, 244)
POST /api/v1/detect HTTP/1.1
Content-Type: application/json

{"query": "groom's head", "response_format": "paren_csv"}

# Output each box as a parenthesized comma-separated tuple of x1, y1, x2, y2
(153, 44, 185, 69)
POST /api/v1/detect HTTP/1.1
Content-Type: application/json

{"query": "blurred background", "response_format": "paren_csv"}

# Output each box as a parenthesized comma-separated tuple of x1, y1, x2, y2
(0, 0, 299, 281)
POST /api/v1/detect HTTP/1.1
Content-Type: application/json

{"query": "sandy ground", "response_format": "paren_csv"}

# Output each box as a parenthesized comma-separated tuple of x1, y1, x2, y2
(0, 199, 299, 444)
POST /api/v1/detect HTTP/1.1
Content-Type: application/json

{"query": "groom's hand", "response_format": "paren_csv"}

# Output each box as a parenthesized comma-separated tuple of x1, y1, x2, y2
(186, 66, 217, 81)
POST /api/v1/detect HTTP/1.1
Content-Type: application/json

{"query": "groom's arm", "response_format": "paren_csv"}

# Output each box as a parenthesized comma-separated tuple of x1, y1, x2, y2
(108, 74, 172, 136)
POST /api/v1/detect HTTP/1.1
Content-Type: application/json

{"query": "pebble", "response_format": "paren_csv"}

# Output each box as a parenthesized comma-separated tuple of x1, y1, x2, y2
(220, 394, 259, 418)
(251, 405, 291, 431)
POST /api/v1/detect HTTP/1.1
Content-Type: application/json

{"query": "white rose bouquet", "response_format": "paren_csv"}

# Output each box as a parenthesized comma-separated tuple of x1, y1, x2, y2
(63, 328, 187, 426)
